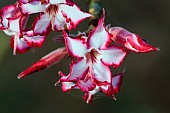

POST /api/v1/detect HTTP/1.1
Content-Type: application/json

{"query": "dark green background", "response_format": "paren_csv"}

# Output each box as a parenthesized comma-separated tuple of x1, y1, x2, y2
(0, 0, 169, 113)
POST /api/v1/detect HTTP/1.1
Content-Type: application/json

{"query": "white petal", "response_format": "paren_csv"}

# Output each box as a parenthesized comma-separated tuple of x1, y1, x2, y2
(8, 17, 20, 33)
(33, 14, 51, 35)
(100, 46, 127, 68)
(88, 16, 111, 49)
(8, 15, 27, 34)
(67, 59, 89, 81)
(92, 60, 111, 84)
(20, 1, 46, 14)
(65, 34, 87, 58)
(7, 15, 28, 35)
(60, 4, 91, 29)
(50, 0, 66, 4)
(61, 81, 76, 92)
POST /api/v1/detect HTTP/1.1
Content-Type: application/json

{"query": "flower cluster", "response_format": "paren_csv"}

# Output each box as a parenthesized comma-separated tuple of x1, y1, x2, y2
(0, 0, 158, 103)
(0, 0, 91, 55)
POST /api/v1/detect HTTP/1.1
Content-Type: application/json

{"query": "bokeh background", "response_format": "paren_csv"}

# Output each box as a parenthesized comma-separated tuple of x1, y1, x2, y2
(0, 0, 169, 113)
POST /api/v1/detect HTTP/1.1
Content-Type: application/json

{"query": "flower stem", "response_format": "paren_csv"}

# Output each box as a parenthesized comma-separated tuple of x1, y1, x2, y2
(87, 0, 103, 31)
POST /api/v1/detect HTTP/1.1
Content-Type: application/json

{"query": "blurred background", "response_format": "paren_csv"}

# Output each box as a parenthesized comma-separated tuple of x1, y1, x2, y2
(0, 0, 169, 113)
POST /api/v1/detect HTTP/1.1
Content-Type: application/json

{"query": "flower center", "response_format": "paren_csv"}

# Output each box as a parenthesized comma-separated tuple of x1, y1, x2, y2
(86, 49, 100, 63)
(45, 4, 59, 30)
(46, 4, 59, 17)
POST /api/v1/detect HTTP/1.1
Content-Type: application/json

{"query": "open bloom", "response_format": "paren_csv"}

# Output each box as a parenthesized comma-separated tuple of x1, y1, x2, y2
(61, 15, 127, 86)
(107, 26, 159, 53)
(0, 4, 31, 54)
(56, 14, 127, 103)
(19, 0, 92, 35)
(8, 16, 47, 54)
(0, 3, 48, 54)
(9, 15, 47, 54)
(9, 15, 30, 54)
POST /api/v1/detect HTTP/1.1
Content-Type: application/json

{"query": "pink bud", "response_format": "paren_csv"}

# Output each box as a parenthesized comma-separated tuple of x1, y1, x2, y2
(108, 27, 159, 53)
(18, 47, 67, 79)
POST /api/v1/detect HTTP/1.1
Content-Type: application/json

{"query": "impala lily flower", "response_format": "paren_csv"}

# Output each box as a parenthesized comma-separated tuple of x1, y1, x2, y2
(0, 2, 48, 54)
(8, 15, 47, 54)
(19, 0, 92, 35)
(107, 26, 159, 53)
(0, 3, 32, 54)
(7, 15, 30, 54)
(61, 15, 127, 85)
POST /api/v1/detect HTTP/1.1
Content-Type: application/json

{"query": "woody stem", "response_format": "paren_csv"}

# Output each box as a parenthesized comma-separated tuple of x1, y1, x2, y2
(87, 0, 103, 32)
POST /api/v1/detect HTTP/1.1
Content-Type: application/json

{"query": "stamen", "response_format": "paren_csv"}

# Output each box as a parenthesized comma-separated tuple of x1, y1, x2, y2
(86, 49, 100, 63)
(46, 4, 59, 16)
(45, 4, 59, 30)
